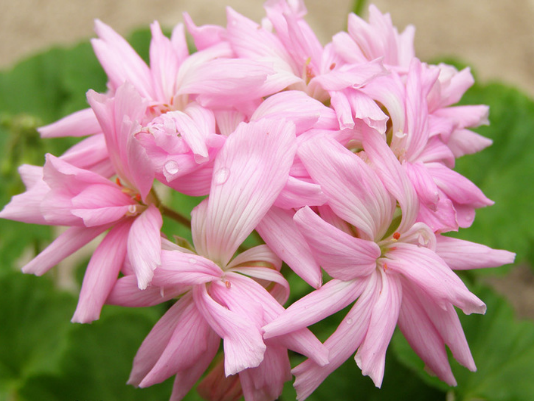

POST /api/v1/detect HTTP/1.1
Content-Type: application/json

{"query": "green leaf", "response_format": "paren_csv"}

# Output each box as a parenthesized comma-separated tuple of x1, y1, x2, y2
(18, 305, 178, 401)
(392, 284, 534, 401)
(449, 81, 534, 268)
(283, 347, 446, 401)
(0, 273, 77, 398)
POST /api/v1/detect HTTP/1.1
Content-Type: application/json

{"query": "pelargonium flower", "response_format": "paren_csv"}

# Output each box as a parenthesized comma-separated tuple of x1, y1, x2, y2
(108, 118, 328, 401)
(262, 129, 514, 399)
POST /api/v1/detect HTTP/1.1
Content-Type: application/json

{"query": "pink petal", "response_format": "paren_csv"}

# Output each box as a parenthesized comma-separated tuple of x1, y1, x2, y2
(106, 275, 187, 307)
(299, 134, 395, 241)
(292, 274, 379, 400)
(0, 165, 49, 225)
(225, 272, 329, 367)
(227, 244, 282, 271)
(404, 162, 439, 211)
(38, 108, 101, 138)
(169, 329, 220, 401)
(193, 284, 266, 376)
(240, 344, 291, 401)
(71, 184, 133, 226)
(409, 280, 476, 372)
(398, 281, 457, 385)
(294, 206, 380, 280)
(72, 219, 132, 323)
(426, 162, 493, 208)
(152, 250, 223, 287)
(22, 225, 109, 276)
(310, 58, 386, 92)
(204, 119, 296, 266)
(355, 270, 402, 387)
(92, 19, 154, 99)
(226, 7, 296, 70)
(361, 125, 419, 232)
(436, 235, 515, 270)
(386, 243, 486, 315)
(273, 176, 328, 209)
(127, 204, 162, 289)
(447, 128, 493, 158)
(256, 207, 322, 289)
(139, 299, 214, 387)
(182, 12, 227, 51)
(128, 294, 193, 386)
(251, 91, 338, 134)
(87, 83, 150, 192)
(263, 278, 366, 339)
(149, 21, 181, 103)
(60, 134, 112, 177)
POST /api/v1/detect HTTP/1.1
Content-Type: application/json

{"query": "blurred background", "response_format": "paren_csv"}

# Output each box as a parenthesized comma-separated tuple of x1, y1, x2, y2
(2, 0, 534, 95)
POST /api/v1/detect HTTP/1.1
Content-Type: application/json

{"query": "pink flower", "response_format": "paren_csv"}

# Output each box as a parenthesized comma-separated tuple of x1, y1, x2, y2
(109, 118, 328, 401)
(262, 129, 514, 399)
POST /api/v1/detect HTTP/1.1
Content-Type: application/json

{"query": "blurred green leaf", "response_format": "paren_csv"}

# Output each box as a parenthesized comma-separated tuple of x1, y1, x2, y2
(0, 273, 76, 399)
(283, 347, 446, 401)
(392, 284, 534, 401)
(18, 305, 178, 401)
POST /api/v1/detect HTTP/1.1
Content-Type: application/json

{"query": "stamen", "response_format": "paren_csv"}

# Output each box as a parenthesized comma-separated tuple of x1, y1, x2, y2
(225, 280, 232, 289)
(393, 232, 401, 240)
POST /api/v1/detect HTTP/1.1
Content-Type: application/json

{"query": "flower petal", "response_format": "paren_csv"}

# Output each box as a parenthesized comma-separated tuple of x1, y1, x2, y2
(38, 108, 101, 138)
(299, 134, 395, 241)
(204, 119, 296, 266)
(355, 270, 402, 388)
(193, 284, 266, 376)
(72, 219, 132, 323)
(294, 206, 380, 280)
(127, 204, 162, 289)
(436, 235, 515, 270)
(22, 225, 109, 276)
(256, 207, 322, 289)
(139, 298, 215, 387)
(106, 275, 187, 307)
(263, 278, 366, 339)
(152, 250, 223, 287)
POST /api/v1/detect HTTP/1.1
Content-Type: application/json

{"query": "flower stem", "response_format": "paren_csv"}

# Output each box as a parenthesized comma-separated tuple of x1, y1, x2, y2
(161, 205, 191, 228)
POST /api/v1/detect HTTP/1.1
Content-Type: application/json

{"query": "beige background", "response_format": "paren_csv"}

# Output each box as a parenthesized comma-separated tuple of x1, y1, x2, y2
(1, 0, 534, 96)
(1, 0, 533, 316)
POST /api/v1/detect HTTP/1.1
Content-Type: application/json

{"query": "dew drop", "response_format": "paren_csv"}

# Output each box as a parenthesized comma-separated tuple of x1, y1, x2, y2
(164, 160, 180, 175)
(214, 167, 230, 185)
(188, 258, 197, 265)
(346, 318, 353, 325)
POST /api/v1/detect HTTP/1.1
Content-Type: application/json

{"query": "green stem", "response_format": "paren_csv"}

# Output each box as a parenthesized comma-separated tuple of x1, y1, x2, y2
(352, 0, 367, 16)
(161, 205, 191, 228)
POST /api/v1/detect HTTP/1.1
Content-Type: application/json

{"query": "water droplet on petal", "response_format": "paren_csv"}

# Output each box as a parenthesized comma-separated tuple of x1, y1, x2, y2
(346, 318, 353, 325)
(164, 160, 180, 175)
(188, 258, 197, 265)
(214, 167, 230, 185)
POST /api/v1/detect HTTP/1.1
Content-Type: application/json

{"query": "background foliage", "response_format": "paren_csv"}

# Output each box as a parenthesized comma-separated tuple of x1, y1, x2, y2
(0, 27, 533, 401)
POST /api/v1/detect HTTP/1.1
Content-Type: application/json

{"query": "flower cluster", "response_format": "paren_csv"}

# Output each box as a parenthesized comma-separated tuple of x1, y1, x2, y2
(0, 1, 515, 400)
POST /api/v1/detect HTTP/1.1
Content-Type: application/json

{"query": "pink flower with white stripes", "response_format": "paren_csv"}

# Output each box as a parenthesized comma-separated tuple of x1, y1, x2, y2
(262, 129, 514, 399)
(108, 118, 328, 401)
